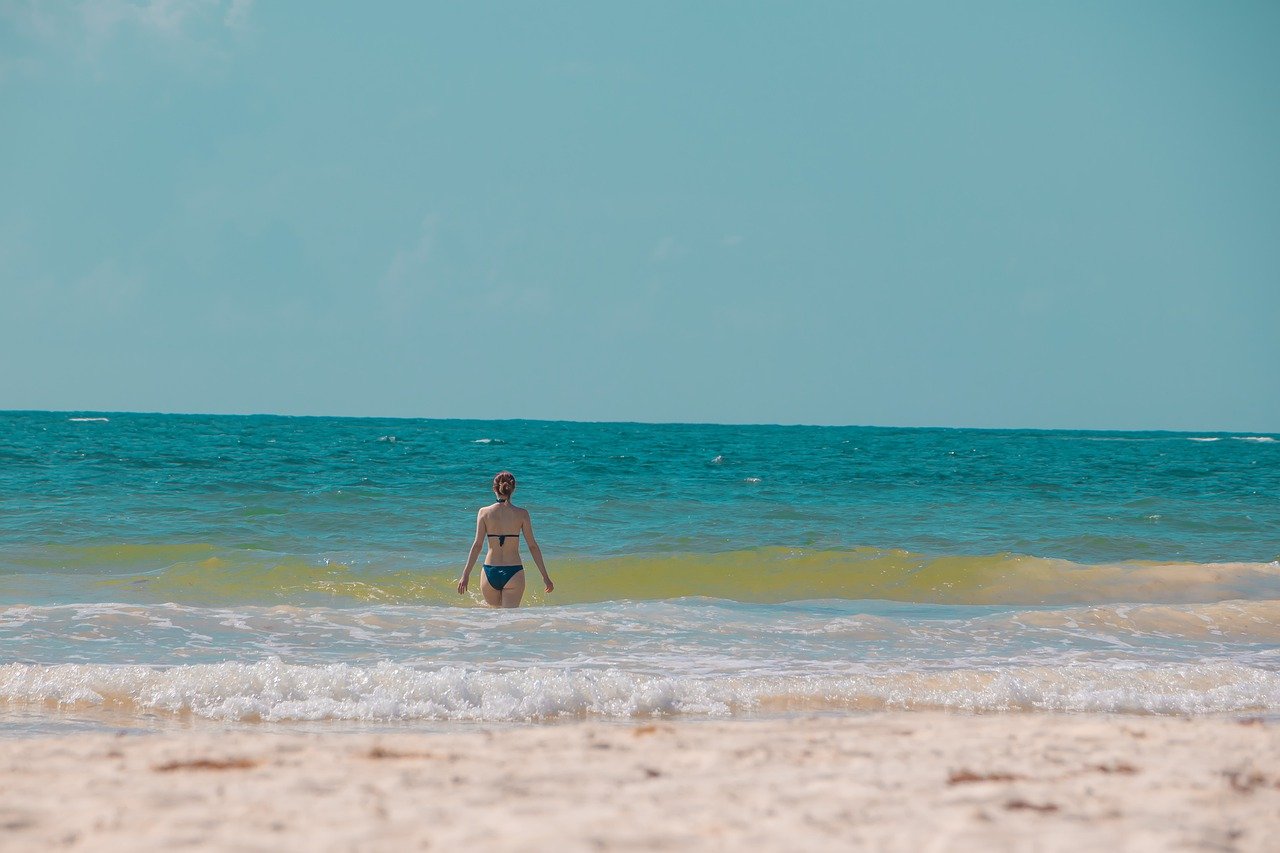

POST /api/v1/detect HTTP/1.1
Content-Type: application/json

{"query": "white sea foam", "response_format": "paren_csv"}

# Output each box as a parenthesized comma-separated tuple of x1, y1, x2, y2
(68, 417, 109, 422)
(1234, 436, 1276, 443)
(2, 660, 1277, 722)
(377, 435, 397, 443)
(1188, 437, 1220, 442)
(472, 438, 504, 444)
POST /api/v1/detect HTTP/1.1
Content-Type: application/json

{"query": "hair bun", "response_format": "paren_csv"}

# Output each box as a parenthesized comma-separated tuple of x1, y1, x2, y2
(493, 470, 516, 497)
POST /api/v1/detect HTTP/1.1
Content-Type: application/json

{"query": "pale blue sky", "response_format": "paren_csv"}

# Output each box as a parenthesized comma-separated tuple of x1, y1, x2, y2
(2, 1, 1277, 430)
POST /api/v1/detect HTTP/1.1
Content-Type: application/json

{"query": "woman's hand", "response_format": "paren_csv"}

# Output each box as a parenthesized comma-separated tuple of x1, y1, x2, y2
(457, 574, 469, 594)
(543, 575, 554, 594)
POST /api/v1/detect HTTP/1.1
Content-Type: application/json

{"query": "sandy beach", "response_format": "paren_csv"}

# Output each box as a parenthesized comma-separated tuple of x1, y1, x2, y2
(2, 712, 1277, 851)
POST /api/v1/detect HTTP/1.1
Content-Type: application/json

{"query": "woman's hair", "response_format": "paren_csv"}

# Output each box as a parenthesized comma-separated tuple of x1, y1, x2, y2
(493, 471, 516, 499)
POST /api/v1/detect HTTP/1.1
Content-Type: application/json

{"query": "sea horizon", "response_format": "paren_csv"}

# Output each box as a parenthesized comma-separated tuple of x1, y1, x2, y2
(5, 407, 1278, 437)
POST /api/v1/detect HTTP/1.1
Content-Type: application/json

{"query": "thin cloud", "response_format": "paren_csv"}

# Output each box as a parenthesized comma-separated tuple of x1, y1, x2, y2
(71, 258, 145, 315)
(380, 216, 440, 324)
(650, 236, 686, 263)
(1, 0, 253, 62)
(224, 0, 252, 30)
(82, 0, 252, 42)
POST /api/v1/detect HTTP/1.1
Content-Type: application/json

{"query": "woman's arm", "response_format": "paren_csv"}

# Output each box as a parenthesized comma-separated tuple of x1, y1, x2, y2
(457, 510, 486, 594)
(522, 512, 554, 593)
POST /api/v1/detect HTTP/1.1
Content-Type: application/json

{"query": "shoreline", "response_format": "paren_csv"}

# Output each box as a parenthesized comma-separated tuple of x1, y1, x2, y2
(3, 712, 1277, 851)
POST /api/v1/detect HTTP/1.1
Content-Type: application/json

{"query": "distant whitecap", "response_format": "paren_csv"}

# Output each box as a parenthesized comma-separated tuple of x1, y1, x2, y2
(744, 477, 762, 483)
(68, 417, 109, 423)
(1187, 437, 1220, 442)
(1234, 436, 1276, 443)
(378, 435, 397, 443)
(711, 455, 724, 464)
(473, 438, 505, 444)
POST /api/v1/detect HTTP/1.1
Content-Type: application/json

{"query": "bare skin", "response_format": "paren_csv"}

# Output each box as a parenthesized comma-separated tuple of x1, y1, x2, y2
(457, 487, 553, 608)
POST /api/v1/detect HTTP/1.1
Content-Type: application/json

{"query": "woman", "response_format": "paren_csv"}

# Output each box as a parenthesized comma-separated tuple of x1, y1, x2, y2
(457, 471, 554, 607)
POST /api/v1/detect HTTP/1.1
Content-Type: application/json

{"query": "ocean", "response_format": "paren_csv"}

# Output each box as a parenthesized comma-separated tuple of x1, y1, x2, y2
(2, 412, 1277, 734)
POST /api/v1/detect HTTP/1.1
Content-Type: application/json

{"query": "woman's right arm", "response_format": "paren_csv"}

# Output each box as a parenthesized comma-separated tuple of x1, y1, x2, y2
(457, 511, 486, 594)
(522, 512, 553, 593)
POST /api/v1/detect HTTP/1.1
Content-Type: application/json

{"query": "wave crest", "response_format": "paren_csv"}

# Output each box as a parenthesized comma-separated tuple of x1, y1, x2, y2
(3, 659, 1277, 721)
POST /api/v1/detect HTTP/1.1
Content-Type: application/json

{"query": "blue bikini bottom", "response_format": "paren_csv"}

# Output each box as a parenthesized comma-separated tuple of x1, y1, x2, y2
(483, 564, 524, 591)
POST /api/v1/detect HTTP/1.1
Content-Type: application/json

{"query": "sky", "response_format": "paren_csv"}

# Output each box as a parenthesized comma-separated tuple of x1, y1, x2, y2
(1, 1, 1277, 431)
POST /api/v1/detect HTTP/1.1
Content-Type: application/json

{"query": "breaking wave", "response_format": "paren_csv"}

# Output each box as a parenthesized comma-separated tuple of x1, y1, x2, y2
(3, 659, 1277, 721)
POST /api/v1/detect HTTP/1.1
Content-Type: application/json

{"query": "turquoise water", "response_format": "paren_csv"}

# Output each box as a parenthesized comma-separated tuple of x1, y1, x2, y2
(2, 412, 1278, 730)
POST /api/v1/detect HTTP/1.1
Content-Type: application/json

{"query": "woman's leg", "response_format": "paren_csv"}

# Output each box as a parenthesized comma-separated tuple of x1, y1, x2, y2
(499, 570, 526, 608)
(479, 572, 503, 607)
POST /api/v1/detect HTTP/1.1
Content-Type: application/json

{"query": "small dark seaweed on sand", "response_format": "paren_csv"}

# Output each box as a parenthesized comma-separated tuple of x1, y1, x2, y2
(154, 758, 257, 772)
(948, 769, 1022, 785)
(1091, 762, 1138, 775)
(1005, 799, 1059, 813)
(367, 747, 436, 760)
(1223, 770, 1275, 793)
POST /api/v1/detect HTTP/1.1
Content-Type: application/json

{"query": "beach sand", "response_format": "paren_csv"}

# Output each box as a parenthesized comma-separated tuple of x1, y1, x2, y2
(2, 713, 1277, 851)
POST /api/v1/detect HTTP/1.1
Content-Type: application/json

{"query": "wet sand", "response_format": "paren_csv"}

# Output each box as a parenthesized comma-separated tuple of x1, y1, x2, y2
(2, 713, 1278, 851)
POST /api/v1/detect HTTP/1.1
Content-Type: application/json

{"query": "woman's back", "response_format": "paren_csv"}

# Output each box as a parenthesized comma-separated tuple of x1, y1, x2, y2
(481, 501, 525, 565)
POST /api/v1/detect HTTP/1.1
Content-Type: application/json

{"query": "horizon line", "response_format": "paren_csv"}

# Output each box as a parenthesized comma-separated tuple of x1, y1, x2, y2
(1, 408, 1276, 437)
